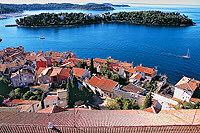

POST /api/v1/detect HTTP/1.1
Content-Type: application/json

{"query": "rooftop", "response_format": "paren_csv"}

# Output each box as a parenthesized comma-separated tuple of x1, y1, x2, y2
(175, 76, 200, 92)
(122, 83, 145, 94)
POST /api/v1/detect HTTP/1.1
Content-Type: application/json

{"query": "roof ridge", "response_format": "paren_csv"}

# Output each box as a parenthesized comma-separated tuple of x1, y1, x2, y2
(186, 82, 193, 92)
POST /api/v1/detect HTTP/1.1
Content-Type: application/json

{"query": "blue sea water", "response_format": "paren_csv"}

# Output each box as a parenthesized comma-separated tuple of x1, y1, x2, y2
(0, 3, 200, 84)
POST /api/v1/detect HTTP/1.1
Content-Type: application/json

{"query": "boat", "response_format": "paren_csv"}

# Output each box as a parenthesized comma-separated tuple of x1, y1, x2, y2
(40, 36, 45, 39)
(182, 49, 190, 59)
(0, 38, 2, 42)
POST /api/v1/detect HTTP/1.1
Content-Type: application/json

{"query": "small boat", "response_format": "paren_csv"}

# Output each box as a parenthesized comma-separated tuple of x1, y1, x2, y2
(182, 49, 190, 59)
(40, 36, 45, 39)
(0, 38, 2, 42)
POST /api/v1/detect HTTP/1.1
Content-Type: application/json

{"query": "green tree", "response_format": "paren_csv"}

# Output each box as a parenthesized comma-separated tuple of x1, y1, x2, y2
(195, 101, 200, 109)
(110, 74, 127, 85)
(66, 77, 72, 107)
(123, 101, 132, 110)
(8, 88, 22, 100)
(89, 57, 94, 77)
(77, 61, 87, 69)
(0, 95, 4, 106)
(22, 91, 34, 100)
(115, 97, 124, 109)
(41, 93, 46, 109)
(143, 91, 152, 109)
(0, 75, 13, 97)
(106, 100, 120, 110)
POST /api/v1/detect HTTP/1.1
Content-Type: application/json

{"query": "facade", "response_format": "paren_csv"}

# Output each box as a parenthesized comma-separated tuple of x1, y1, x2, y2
(38, 67, 52, 84)
(50, 67, 70, 85)
(87, 76, 119, 98)
(11, 69, 36, 87)
(73, 67, 90, 80)
(173, 76, 200, 102)
(36, 56, 51, 70)
(134, 65, 157, 80)
(6, 99, 41, 113)
(44, 95, 58, 108)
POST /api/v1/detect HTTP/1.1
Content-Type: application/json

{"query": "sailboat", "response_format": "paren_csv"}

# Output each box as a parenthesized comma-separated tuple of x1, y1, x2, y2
(40, 36, 45, 39)
(182, 49, 190, 59)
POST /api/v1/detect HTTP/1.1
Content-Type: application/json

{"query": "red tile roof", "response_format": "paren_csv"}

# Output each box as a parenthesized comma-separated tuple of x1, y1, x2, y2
(59, 69, 70, 77)
(38, 105, 66, 113)
(134, 74, 142, 80)
(175, 76, 200, 92)
(44, 95, 58, 101)
(25, 55, 37, 61)
(128, 68, 135, 73)
(96, 78, 118, 93)
(50, 67, 62, 77)
(0, 109, 200, 128)
(135, 66, 156, 74)
(94, 58, 107, 63)
(190, 98, 200, 103)
(73, 68, 85, 78)
(122, 84, 144, 93)
(37, 67, 46, 76)
(87, 76, 101, 87)
(7, 99, 25, 104)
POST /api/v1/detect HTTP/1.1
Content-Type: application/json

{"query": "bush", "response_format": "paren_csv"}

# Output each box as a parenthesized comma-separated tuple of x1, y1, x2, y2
(142, 91, 152, 109)
(106, 100, 120, 110)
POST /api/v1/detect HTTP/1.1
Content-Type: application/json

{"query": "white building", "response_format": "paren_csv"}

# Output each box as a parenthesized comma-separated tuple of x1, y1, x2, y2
(173, 76, 200, 102)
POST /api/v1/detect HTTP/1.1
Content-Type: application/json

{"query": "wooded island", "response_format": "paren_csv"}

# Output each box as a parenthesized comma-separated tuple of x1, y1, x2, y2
(16, 11, 195, 27)
(0, 3, 114, 14)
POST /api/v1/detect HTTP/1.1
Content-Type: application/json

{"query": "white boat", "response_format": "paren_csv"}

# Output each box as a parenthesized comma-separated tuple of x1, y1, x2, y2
(182, 49, 190, 59)
(40, 36, 45, 39)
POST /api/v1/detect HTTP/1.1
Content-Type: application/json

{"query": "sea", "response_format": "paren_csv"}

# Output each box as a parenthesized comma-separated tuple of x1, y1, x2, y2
(0, 3, 200, 84)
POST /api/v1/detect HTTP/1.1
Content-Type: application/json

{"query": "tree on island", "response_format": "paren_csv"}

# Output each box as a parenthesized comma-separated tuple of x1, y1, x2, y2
(143, 90, 153, 109)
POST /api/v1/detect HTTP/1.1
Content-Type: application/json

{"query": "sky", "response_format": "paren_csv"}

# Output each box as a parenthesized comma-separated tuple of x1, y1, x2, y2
(0, 0, 200, 5)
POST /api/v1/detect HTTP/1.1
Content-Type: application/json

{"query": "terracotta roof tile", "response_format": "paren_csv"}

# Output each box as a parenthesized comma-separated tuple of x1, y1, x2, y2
(94, 58, 107, 63)
(50, 67, 62, 77)
(122, 84, 144, 93)
(87, 76, 101, 87)
(175, 76, 200, 92)
(190, 98, 200, 103)
(44, 95, 58, 100)
(128, 68, 135, 73)
(8, 99, 25, 104)
(37, 67, 46, 77)
(73, 68, 85, 78)
(96, 78, 118, 93)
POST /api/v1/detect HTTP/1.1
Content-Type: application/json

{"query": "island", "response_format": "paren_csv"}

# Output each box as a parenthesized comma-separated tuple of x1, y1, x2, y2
(16, 11, 195, 27)
(0, 5, 22, 14)
(0, 3, 114, 13)
(103, 3, 130, 7)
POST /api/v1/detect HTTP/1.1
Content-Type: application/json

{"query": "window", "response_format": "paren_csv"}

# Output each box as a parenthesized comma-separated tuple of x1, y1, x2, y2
(46, 105, 49, 108)
(53, 103, 56, 105)
(53, 76, 57, 81)
(29, 110, 31, 112)
(44, 62, 46, 64)
(37, 104, 39, 107)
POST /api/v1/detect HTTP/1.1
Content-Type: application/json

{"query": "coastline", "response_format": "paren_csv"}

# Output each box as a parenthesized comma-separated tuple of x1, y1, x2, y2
(16, 20, 196, 28)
